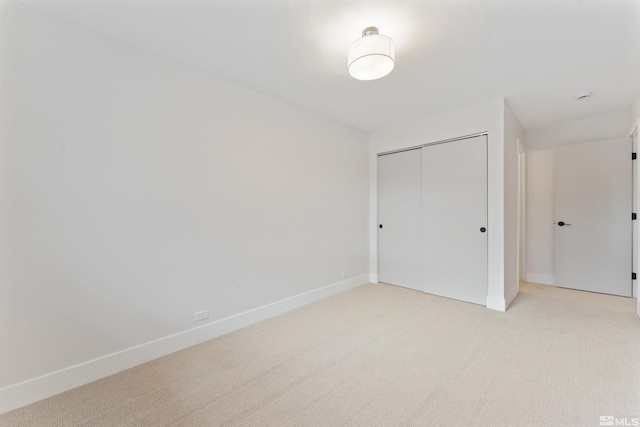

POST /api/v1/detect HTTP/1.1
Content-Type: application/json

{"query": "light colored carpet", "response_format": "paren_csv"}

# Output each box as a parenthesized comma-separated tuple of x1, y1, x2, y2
(1, 282, 638, 427)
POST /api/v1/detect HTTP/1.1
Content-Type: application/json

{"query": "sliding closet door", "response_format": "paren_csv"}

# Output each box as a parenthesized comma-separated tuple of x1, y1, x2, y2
(378, 148, 422, 291)
(422, 136, 487, 305)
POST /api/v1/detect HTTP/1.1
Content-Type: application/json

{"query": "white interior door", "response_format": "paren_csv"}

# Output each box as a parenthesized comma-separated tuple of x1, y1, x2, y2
(378, 148, 422, 291)
(555, 138, 632, 297)
(635, 131, 640, 315)
(422, 136, 487, 305)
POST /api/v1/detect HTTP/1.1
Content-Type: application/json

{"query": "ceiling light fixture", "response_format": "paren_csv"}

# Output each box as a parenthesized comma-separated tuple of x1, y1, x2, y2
(348, 27, 395, 81)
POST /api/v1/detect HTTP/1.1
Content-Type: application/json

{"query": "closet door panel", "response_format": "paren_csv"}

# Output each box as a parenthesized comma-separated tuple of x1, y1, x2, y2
(422, 136, 487, 305)
(378, 148, 422, 291)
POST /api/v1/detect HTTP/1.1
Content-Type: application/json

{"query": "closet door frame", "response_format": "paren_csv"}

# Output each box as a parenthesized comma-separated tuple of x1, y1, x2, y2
(377, 133, 489, 305)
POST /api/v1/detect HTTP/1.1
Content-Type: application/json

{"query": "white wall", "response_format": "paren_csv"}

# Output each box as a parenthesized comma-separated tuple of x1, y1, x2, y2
(0, 0, 369, 411)
(527, 111, 630, 150)
(503, 100, 525, 306)
(630, 91, 640, 135)
(524, 149, 556, 285)
(369, 98, 514, 311)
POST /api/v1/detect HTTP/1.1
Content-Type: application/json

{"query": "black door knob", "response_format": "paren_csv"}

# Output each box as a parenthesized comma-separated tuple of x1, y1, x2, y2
(558, 221, 565, 226)
(480, 227, 486, 233)
(379, 224, 383, 229)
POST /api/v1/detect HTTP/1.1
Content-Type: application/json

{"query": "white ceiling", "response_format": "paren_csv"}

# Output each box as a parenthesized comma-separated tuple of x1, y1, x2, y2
(19, 0, 640, 133)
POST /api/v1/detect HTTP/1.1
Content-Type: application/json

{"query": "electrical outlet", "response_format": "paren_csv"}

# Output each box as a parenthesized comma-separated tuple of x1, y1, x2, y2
(194, 310, 209, 322)
(342, 271, 349, 278)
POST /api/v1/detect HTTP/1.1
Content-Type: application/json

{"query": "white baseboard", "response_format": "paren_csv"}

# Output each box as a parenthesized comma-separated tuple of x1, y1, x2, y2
(484, 283, 520, 312)
(485, 282, 520, 312)
(525, 273, 555, 286)
(0, 274, 369, 415)
(486, 295, 506, 312)
(504, 283, 519, 310)
(369, 273, 378, 283)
